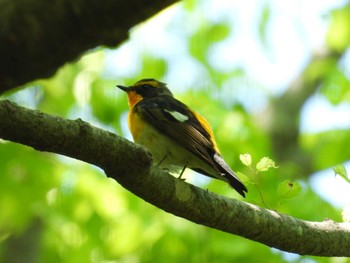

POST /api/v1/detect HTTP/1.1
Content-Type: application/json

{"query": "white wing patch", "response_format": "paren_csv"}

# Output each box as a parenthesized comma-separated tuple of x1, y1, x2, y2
(164, 109, 189, 122)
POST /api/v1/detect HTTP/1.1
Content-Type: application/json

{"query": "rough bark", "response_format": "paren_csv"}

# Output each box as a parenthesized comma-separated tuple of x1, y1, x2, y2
(1, 99, 349, 257)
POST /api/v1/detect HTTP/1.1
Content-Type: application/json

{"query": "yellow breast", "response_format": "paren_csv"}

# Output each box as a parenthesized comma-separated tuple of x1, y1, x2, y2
(128, 109, 146, 142)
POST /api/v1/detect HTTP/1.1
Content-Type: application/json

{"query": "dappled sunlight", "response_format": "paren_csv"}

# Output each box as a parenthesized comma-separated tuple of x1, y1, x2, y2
(2, 0, 350, 261)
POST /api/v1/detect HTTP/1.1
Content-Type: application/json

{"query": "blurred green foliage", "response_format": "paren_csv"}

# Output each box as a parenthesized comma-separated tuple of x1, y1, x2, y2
(1, 1, 350, 262)
(327, 5, 350, 52)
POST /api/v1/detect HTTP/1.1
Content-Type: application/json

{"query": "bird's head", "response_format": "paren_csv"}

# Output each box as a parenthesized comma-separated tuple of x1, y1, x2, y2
(118, 79, 172, 97)
(117, 79, 173, 108)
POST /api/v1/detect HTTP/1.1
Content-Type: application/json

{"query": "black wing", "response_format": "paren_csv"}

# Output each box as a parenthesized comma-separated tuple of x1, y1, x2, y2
(135, 96, 217, 168)
(135, 96, 248, 197)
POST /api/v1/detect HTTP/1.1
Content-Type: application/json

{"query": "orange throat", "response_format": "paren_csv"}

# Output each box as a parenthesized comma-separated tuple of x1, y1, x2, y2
(126, 91, 144, 142)
(126, 91, 143, 109)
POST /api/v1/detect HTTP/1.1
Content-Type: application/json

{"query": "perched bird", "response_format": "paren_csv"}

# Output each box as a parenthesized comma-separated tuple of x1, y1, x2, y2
(117, 79, 248, 197)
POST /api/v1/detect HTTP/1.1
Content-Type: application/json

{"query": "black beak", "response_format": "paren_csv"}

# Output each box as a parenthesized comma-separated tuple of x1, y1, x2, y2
(116, 85, 130, 92)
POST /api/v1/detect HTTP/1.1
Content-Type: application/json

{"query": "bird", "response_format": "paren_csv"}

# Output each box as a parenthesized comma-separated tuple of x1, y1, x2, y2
(117, 79, 248, 197)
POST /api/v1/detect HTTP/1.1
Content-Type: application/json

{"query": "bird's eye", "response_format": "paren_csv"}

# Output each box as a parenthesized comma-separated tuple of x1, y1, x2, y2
(142, 84, 153, 89)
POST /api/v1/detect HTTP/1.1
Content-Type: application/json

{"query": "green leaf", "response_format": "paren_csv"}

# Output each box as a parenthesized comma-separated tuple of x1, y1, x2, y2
(240, 153, 252, 167)
(333, 165, 350, 183)
(258, 4, 271, 47)
(256, 157, 278, 172)
(327, 6, 350, 52)
(208, 23, 230, 43)
(140, 55, 167, 79)
(189, 23, 230, 62)
(321, 68, 350, 105)
(278, 180, 302, 199)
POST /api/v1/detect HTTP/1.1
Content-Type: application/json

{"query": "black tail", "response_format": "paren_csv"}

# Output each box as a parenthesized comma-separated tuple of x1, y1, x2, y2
(213, 153, 248, 197)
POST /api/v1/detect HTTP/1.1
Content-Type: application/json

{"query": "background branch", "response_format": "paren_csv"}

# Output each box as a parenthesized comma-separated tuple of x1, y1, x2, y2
(0, 0, 177, 93)
(1, 99, 349, 257)
(261, 49, 343, 176)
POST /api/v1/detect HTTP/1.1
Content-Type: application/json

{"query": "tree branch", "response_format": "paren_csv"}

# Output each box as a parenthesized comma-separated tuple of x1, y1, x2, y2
(0, 99, 349, 256)
(0, 0, 177, 93)
(261, 49, 343, 175)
